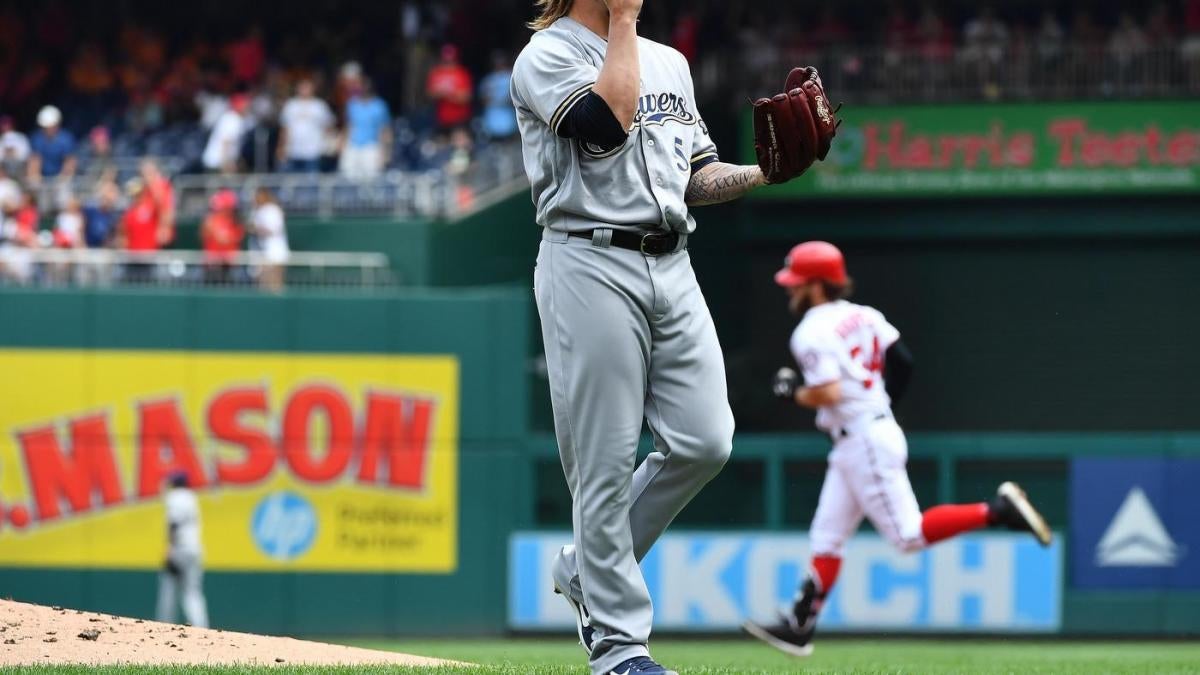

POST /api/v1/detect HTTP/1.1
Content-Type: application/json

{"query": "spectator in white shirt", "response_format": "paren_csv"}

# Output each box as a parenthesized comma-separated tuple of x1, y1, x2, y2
(251, 187, 289, 292)
(54, 196, 85, 249)
(202, 94, 249, 174)
(0, 116, 29, 175)
(963, 5, 1010, 65)
(0, 165, 20, 213)
(277, 78, 334, 173)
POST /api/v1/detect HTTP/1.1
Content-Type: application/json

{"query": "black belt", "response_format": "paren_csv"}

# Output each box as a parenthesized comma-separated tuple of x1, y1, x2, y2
(568, 229, 683, 256)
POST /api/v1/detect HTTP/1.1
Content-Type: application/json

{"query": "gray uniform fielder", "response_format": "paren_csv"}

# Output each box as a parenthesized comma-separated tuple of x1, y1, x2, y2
(155, 481, 209, 628)
(512, 16, 734, 675)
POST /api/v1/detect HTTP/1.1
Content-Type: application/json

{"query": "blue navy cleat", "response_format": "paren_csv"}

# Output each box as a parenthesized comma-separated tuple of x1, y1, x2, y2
(553, 584, 595, 654)
(608, 656, 678, 675)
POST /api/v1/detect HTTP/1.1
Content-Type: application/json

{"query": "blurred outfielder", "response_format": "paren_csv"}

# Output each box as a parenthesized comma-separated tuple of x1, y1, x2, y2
(155, 472, 209, 628)
(744, 241, 1052, 657)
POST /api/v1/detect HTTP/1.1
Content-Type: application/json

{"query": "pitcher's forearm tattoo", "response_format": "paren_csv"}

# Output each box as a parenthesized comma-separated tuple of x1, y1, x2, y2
(685, 163, 767, 206)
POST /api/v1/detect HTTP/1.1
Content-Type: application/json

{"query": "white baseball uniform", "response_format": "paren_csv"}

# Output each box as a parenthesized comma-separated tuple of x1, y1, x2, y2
(790, 299, 927, 556)
(155, 487, 209, 628)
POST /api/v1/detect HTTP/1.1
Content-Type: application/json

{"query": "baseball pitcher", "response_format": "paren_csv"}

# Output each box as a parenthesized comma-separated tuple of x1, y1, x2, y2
(511, 1, 838, 673)
(743, 241, 1052, 657)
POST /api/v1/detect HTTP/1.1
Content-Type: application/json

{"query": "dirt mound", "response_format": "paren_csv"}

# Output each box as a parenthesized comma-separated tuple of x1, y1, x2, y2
(0, 599, 455, 667)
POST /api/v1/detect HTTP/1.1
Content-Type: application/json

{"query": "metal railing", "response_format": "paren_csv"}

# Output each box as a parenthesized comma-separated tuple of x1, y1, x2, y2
(33, 141, 528, 222)
(170, 171, 455, 221)
(704, 42, 1200, 104)
(0, 248, 395, 291)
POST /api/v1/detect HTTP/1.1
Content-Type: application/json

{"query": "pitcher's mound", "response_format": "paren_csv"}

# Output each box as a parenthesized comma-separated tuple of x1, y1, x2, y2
(0, 599, 457, 667)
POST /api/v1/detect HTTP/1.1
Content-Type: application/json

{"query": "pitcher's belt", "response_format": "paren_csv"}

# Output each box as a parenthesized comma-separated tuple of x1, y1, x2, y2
(566, 228, 685, 256)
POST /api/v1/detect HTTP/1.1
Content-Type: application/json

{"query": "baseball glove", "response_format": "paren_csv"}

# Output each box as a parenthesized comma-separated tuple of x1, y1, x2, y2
(752, 67, 840, 185)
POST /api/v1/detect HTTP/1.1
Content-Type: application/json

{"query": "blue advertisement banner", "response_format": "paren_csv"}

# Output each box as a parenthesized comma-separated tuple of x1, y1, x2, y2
(1070, 458, 1200, 589)
(509, 532, 1061, 632)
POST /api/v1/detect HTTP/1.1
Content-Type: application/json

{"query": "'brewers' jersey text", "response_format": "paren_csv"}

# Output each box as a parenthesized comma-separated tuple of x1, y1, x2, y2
(511, 17, 718, 233)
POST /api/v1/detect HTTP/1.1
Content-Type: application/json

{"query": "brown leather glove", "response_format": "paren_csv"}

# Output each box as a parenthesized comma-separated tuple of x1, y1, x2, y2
(753, 67, 840, 184)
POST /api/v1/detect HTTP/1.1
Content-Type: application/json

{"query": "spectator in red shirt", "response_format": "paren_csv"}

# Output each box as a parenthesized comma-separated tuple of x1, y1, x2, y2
(426, 44, 473, 134)
(120, 178, 163, 252)
(1188, 0, 1200, 34)
(672, 12, 699, 63)
(118, 177, 161, 284)
(201, 189, 244, 285)
(812, 7, 852, 50)
(915, 4, 955, 63)
(228, 26, 265, 86)
(882, 4, 914, 50)
(12, 189, 38, 240)
(117, 176, 165, 281)
(141, 159, 175, 247)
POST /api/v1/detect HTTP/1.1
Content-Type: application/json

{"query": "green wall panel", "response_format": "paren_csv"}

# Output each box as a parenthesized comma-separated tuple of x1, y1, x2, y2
(288, 295, 392, 352)
(191, 294, 291, 350)
(430, 193, 538, 288)
(2, 261, 1200, 636)
(0, 291, 91, 348)
(0, 286, 530, 636)
(91, 292, 193, 349)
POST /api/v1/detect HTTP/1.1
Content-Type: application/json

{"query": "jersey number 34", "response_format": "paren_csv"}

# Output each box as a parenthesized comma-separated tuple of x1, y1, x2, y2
(849, 337, 883, 389)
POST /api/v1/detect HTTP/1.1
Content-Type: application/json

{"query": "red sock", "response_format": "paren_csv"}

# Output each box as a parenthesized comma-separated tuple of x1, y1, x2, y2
(920, 503, 991, 544)
(810, 555, 842, 595)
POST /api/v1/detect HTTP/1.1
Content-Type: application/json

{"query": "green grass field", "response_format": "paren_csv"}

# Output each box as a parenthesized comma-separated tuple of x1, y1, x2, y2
(8, 637, 1200, 674)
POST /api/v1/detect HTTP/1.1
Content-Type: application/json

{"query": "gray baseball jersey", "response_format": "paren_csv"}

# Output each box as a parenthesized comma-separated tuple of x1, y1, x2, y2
(511, 16, 718, 233)
(514, 16, 735, 675)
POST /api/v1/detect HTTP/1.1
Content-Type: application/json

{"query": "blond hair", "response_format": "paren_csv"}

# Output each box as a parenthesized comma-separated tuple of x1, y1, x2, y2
(528, 0, 573, 30)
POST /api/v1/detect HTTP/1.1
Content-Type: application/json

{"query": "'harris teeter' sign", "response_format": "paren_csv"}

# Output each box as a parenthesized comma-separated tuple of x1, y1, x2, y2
(746, 102, 1200, 197)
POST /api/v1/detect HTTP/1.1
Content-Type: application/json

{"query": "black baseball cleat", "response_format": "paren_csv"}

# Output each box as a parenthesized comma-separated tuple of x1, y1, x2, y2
(742, 613, 815, 658)
(608, 656, 678, 675)
(553, 584, 596, 654)
(991, 481, 1053, 547)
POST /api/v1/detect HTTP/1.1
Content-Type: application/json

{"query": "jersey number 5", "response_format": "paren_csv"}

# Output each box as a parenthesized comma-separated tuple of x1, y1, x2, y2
(849, 337, 883, 389)
(674, 138, 688, 172)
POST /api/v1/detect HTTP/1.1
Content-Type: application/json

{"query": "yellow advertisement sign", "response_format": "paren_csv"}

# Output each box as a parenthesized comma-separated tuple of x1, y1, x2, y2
(0, 349, 458, 573)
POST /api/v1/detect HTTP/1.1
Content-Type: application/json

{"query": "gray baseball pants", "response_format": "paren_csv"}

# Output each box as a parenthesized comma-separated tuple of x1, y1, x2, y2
(535, 229, 735, 674)
(156, 551, 209, 628)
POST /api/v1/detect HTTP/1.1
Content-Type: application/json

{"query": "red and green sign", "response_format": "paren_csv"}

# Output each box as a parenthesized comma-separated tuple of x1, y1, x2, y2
(745, 101, 1200, 198)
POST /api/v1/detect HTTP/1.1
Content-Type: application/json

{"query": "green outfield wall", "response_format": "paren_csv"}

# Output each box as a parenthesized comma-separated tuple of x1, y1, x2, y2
(7, 101, 1200, 635)
(0, 287, 532, 635)
(0, 288, 1197, 636)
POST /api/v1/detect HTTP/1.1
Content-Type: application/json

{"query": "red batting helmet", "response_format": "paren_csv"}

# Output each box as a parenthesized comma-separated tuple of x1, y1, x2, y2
(774, 241, 847, 287)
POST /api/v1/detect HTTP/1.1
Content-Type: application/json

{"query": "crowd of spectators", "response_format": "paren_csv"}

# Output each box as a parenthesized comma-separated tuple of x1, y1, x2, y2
(0, 1, 522, 183)
(0, 0, 1198, 185)
(711, 0, 1200, 101)
(0, 146, 289, 290)
(0, 150, 165, 283)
